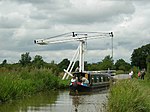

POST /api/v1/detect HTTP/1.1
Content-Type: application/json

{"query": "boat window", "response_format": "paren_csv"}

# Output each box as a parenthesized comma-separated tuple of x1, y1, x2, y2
(94, 75, 97, 83)
(101, 76, 104, 82)
(91, 76, 94, 83)
(105, 76, 109, 81)
(108, 77, 110, 81)
(105, 77, 109, 81)
(103, 76, 106, 82)
(99, 76, 101, 82)
(96, 76, 99, 83)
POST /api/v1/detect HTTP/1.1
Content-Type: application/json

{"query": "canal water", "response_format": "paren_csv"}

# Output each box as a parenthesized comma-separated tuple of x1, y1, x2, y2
(0, 90, 108, 112)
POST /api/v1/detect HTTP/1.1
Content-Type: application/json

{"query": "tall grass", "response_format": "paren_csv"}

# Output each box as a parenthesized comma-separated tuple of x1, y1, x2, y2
(0, 68, 69, 103)
(107, 80, 150, 112)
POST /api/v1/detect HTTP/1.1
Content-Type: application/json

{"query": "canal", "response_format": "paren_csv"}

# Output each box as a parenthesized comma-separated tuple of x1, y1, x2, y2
(0, 90, 108, 112)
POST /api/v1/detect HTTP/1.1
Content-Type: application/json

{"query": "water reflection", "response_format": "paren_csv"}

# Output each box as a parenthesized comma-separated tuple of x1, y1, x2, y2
(71, 90, 107, 112)
(0, 91, 59, 112)
(0, 90, 107, 112)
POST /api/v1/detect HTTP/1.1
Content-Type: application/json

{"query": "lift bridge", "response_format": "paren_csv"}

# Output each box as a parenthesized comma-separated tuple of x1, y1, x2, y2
(34, 31, 113, 80)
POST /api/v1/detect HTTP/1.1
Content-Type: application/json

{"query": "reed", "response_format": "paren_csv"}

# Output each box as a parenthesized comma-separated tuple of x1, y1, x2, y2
(0, 68, 69, 103)
(107, 79, 150, 112)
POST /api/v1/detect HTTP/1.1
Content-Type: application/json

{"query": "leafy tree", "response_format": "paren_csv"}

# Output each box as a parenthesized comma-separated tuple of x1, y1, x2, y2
(58, 58, 70, 72)
(146, 55, 150, 80)
(1, 59, 7, 66)
(45, 61, 60, 76)
(32, 55, 45, 68)
(73, 61, 88, 71)
(99, 55, 114, 70)
(131, 44, 150, 69)
(115, 59, 131, 71)
(19, 52, 32, 66)
(87, 63, 100, 71)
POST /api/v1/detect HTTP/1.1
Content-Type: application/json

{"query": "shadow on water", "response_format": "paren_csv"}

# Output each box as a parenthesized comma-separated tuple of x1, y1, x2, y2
(0, 89, 108, 112)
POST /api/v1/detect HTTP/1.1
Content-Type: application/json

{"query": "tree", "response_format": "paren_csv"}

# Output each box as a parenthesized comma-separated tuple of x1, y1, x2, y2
(146, 55, 150, 80)
(131, 44, 150, 69)
(87, 63, 100, 71)
(99, 55, 114, 70)
(58, 58, 70, 72)
(1, 59, 7, 66)
(32, 55, 45, 68)
(19, 52, 32, 66)
(115, 59, 131, 71)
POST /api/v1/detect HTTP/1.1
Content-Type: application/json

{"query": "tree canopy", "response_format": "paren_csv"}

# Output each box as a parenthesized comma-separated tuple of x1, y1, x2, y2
(115, 59, 131, 71)
(99, 55, 114, 70)
(19, 52, 31, 66)
(32, 55, 46, 68)
(1, 59, 7, 66)
(58, 58, 70, 71)
(131, 43, 150, 69)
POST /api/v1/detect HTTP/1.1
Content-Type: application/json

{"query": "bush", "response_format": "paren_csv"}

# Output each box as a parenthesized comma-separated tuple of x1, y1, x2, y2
(0, 68, 69, 103)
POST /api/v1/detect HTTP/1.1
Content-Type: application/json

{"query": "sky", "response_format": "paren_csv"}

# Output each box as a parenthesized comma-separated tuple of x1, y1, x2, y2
(0, 0, 150, 64)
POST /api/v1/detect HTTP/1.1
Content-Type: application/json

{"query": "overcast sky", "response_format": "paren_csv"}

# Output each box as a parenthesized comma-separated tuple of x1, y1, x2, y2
(0, 0, 150, 64)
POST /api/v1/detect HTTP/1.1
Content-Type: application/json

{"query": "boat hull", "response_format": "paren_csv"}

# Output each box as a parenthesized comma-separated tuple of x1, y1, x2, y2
(69, 82, 109, 95)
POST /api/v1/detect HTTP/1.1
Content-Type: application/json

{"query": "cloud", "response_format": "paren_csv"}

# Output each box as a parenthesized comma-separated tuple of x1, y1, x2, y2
(0, 0, 150, 64)
(50, 0, 135, 25)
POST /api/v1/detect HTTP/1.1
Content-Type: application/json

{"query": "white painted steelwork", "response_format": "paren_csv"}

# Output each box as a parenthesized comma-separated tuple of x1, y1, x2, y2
(34, 32, 113, 80)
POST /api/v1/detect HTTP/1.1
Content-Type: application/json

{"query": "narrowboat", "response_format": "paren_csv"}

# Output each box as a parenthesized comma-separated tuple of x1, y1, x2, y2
(69, 71, 113, 94)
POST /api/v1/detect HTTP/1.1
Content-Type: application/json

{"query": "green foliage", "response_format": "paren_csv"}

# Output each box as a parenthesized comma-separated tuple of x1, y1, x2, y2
(147, 55, 150, 73)
(0, 68, 69, 103)
(132, 66, 140, 78)
(115, 59, 131, 71)
(107, 80, 150, 112)
(146, 55, 150, 64)
(1, 59, 7, 66)
(131, 43, 150, 69)
(87, 55, 115, 71)
(147, 64, 150, 79)
(87, 63, 100, 71)
(99, 55, 114, 70)
(32, 55, 46, 69)
(58, 58, 70, 72)
(146, 55, 150, 80)
(19, 52, 32, 66)
(115, 70, 125, 74)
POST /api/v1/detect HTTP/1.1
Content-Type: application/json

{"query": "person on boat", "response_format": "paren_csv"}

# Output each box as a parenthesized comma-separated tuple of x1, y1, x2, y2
(71, 76, 77, 83)
(81, 77, 89, 85)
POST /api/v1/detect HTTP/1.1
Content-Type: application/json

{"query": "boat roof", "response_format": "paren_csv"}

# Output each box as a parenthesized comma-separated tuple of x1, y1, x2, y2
(73, 71, 112, 77)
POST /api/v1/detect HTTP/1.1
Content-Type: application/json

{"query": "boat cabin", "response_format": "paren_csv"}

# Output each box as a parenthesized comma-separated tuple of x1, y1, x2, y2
(72, 72, 112, 86)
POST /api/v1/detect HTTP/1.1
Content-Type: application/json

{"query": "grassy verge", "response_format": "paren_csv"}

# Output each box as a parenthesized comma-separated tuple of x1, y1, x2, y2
(107, 79, 150, 112)
(0, 68, 69, 103)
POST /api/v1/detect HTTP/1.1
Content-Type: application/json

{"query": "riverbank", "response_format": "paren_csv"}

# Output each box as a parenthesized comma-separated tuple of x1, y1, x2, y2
(0, 68, 69, 103)
(107, 78, 150, 112)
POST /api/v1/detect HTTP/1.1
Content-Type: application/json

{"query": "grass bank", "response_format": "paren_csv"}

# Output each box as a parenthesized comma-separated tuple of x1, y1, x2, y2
(107, 79, 150, 112)
(0, 68, 69, 103)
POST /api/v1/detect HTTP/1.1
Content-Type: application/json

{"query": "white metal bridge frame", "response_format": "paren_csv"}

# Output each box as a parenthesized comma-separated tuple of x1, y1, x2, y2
(34, 32, 113, 80)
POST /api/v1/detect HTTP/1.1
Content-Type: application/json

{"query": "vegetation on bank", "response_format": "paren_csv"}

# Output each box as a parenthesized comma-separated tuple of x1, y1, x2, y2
(131, 43, 150, 69)
(107, 44, 150, 112)
(107, 75, 150, 112)
(0, 68, 69, 103)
